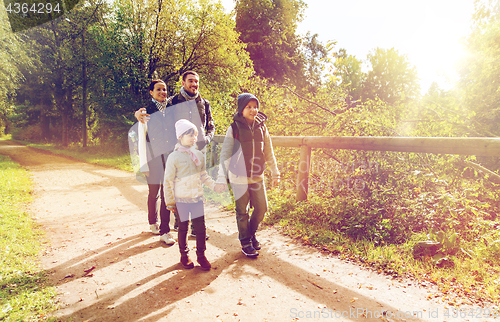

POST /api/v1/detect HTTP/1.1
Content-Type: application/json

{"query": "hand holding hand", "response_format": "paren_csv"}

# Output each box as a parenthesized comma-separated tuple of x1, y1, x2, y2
(214, 183, 227, 193)
(143, 171, 149, 177)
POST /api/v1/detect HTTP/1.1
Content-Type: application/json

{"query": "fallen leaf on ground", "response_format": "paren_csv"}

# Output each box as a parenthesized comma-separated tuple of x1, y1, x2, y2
(83, 266, 96, 276)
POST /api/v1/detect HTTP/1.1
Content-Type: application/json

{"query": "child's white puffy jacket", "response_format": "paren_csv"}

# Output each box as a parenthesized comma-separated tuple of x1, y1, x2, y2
(164, 145, 216, 206)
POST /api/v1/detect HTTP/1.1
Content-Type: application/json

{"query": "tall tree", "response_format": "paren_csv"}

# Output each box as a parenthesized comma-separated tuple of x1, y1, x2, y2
(13, 0, 105, 145)
(91, 0, 252, 139)
(235, 0, 315, 88)
(458, 0, 500, 137)
(0, 9, 29, 135)
(153, 0, 252, 91)
(333, 48, 364, 102)
(363, 47, 420, 105)
(302, 32, 328, 90)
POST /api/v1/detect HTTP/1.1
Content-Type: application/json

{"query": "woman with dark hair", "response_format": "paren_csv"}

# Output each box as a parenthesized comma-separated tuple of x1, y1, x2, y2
(137, 79, 175, 245)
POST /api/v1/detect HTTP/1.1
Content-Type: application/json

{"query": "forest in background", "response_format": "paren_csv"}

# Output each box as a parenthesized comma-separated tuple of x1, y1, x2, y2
(1, 0, 499, 148)
(1, 0, 500, 302)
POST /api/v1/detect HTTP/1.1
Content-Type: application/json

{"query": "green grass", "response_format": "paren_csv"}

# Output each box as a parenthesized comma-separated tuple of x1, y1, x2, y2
(0, 154, 57, 321)
(17, 141, 133, 172)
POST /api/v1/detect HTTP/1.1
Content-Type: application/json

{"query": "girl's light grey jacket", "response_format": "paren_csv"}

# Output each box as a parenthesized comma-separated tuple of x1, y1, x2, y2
(164, 144, 216, 207)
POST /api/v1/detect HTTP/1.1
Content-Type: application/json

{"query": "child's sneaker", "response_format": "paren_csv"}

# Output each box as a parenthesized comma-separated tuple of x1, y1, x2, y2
(180, 254, 194, 269)
(160, 233, 175, 245)
(251, 236, 261, 250)
(242, 245, 259, 257)
(150, 223, 160, 235)
(196, 254, 211, 271)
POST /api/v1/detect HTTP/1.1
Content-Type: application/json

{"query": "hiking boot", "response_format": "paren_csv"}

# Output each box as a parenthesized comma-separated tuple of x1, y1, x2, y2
(252, 236, 261, 250)
(242, 245, 259, 257)
(180, 254, 194, 269)
(150, 223, 160, 235)
(197, 254, 211, 271)
(160, 233, 175, 245)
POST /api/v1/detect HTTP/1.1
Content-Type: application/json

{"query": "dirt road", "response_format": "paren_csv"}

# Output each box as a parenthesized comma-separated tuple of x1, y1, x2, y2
(0, 140, 480, 321)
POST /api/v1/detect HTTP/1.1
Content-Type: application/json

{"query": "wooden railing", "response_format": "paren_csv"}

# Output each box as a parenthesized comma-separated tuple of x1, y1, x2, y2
(210, 136, 500, 201)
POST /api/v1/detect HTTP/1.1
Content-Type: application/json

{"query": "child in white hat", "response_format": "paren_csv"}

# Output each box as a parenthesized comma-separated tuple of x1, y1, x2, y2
(164, 119, 217, 270)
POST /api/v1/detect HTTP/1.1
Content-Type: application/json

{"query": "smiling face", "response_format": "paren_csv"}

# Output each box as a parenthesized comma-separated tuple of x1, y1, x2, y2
(150, 82, 167, 102)
(182, 73, 199, 96)
(242, 99, 259, 124)
(180, 129, 198, 147)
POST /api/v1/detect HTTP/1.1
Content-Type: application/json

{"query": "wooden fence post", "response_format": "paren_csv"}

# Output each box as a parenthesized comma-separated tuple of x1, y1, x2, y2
(296, 145, 311, 201)
(209, 141, 216, 167)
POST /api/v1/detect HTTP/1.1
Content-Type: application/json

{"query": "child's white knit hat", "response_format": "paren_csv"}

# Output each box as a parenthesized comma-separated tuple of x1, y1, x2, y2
(175, 119, 197, 139)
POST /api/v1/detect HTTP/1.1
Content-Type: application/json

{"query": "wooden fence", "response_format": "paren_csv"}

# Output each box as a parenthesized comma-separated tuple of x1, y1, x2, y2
(210, 136, 500, 201)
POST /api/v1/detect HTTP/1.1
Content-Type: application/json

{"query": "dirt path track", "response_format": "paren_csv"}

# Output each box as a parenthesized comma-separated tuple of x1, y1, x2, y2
(0, 140, 474, 321)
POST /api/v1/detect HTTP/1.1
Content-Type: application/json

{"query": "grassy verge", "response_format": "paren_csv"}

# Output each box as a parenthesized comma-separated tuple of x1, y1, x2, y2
(0, 134, 12, 141)
(15, 140, 133, 172)
(0, 154, 57, 321)
(264, 188, 500, 307)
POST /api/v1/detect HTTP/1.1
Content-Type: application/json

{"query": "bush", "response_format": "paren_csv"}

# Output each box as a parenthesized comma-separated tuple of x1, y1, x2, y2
(11, 125, 43, 142)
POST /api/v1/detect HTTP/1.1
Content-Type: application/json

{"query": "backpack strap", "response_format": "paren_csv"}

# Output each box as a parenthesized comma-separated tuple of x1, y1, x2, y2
(230, 122, 239, 140)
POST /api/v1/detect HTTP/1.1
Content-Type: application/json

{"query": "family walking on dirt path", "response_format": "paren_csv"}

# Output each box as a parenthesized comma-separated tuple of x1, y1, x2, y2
(0, 71, 476, 321)
(132, 71, 280, 271)
(0, 139, 472, 321)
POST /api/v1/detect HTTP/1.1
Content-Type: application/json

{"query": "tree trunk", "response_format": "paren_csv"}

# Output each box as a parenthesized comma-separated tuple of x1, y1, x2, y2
(82, 32, 87, 148)
(54, 76, 67, 147)
(40, 111, 50, 141)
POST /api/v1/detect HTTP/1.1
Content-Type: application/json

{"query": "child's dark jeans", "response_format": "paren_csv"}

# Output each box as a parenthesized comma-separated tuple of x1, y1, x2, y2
(175, 201, 206, 255)
(232, 181, 268, 247)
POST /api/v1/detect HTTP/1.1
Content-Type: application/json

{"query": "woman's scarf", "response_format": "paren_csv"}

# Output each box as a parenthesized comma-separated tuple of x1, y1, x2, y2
(152, 98, 167, 111)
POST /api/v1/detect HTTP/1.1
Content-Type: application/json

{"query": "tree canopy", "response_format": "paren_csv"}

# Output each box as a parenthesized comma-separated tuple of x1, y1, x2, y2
(458, 0, 500, 137)
(5, 0, 252, 146)
(234, 0, 326, 89)
(362, 47, 420, 105)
